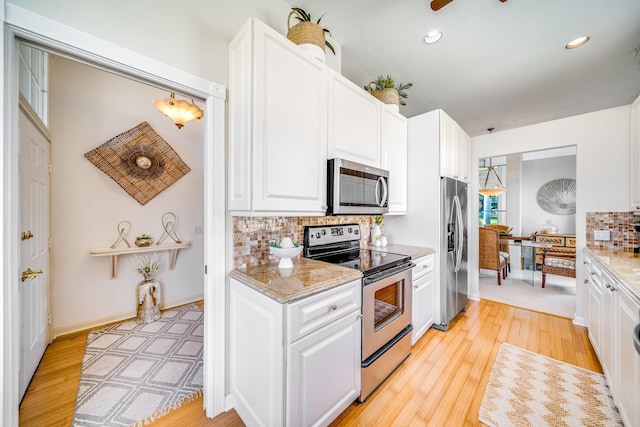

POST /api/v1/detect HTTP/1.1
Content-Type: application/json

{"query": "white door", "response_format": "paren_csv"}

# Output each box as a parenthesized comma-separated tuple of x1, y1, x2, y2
(18, 106, 51, 400)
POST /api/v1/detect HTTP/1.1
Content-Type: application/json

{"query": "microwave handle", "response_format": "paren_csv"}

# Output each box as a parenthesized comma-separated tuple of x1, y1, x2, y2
(377, 177, 388, 207)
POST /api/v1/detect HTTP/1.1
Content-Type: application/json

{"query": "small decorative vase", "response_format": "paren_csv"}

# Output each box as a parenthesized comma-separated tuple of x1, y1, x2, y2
(380, 235, 388, 247)
(371, 224, 382, 243)
(136, 278, 161, 324)
(541, 219, 558, 234)
(135, 237, 153, 247)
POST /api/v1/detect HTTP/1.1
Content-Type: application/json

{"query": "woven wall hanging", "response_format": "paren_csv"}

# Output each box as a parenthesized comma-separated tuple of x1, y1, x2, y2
(85, 122, 191, 205)
(536, 178, 576, 215)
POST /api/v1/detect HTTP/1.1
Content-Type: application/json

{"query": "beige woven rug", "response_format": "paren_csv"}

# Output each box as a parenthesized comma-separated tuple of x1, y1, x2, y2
(72, 304, 203, 426)
(479, 343, 623, 426)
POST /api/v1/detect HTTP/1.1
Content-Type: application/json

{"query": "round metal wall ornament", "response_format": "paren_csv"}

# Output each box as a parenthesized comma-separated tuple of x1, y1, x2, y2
(536, 178, 576, 215)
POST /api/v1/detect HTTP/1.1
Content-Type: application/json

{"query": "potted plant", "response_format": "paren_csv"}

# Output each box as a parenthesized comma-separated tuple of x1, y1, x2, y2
(365, 75, 413, 110)
(132, 254, 162, 323)
(287, 7, 335, 62)
(135, 233, 153, 247)
(371, 216, 383, 244)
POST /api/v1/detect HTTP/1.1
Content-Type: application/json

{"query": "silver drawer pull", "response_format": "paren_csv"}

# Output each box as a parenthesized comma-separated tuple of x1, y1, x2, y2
(356, 314, 363, 321)
(414, 285, 419, 289)
(328, 304, 338, 312)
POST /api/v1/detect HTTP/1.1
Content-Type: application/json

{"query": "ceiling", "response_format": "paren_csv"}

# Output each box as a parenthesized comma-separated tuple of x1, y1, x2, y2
(286, 0, 640, 136)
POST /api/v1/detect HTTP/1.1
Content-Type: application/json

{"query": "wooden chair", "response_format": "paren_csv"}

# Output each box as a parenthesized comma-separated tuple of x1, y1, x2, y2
(479, 227, 509, 285)
(541, 249, 576, 288)
(484, 224, 511, 273)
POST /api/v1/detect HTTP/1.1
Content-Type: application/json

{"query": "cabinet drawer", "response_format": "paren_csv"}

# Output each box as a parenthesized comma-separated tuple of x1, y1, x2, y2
(412, 254, 435, 280)
(287, 279, 361, 343)
(535, 235, 565, 246)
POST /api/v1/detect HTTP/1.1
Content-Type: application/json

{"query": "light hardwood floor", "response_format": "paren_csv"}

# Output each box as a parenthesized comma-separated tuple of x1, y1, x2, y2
(19, 299, 600, 426)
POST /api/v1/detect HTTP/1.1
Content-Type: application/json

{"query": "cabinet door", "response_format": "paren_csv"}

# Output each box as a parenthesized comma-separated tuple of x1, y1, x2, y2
(286, 310, 361, 427)
(252, 27, 328, 213)
(615, 288, 640, 427)
(601, 272, 616, 384)
(630, 94, 640, 209)
(230, 279, 285, 427)
(439, 111, 457, 179)
(328, 72, 381, 167)
(457, 129, 471, 183)
(587, 273, 603, 358)
(412, 270, 435, 345)
(381, 108, 408, 214)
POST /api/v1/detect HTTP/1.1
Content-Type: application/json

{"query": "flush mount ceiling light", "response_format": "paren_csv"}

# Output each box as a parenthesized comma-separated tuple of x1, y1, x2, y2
(423, 29, 442, 44)
(154, 92, 204, 129)
(565, 36, 590, 49)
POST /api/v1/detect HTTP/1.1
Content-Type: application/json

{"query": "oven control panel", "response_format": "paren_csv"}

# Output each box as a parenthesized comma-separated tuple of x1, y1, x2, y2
(303, 224, 360, 247)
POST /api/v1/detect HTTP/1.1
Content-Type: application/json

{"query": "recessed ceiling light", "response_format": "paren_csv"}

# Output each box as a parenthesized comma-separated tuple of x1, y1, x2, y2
(423, 30, 442, 44)
(565, 36, 590, 49)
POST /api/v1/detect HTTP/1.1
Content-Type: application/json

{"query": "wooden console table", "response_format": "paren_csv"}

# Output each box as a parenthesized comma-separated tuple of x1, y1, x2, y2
(533, 234, 576, 265)
(89, 242, 191, 279)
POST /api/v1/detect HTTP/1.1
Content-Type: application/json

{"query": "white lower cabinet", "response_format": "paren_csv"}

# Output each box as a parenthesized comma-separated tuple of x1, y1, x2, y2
(585, 251, 640, 427)
(615, 286, 640, 427)
(585, 256, 603, 358)
(230, 278, 362, 427)
(411, 253, 435, 345)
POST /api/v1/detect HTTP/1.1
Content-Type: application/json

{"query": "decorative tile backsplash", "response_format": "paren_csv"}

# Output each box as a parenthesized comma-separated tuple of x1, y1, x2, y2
(586, 212, 639, 251)
(233, 216, 381, 268)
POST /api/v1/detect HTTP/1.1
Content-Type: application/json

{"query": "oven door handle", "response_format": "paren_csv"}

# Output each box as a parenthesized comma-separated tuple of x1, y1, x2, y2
(363, 261, 415, 285)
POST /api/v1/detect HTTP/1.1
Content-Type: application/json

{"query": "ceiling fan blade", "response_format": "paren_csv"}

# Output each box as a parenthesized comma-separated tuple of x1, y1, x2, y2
(431, 0, 454, 11)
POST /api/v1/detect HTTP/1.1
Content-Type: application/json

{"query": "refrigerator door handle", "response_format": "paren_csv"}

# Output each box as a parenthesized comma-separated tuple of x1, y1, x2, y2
(453, 195, 464, 272)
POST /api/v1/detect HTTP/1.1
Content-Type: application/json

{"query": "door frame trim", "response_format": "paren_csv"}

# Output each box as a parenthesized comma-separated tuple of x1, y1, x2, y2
(1, 4, 227, 425)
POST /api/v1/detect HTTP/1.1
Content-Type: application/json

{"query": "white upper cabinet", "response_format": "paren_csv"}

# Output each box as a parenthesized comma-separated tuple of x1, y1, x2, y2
(328, 71, 381, 167)
(228, 17, 408, 216)
(228, 18, 328, 216)
(630, 94, 640, 210)
(439, 110, 471, 183)
(381, 107, 408, 214)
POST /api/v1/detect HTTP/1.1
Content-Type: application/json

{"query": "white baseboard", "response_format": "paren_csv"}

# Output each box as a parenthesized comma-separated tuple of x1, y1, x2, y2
(53, 292, 204, 337)
(572, 315, 587, 327)
(224, 393, 234, 412)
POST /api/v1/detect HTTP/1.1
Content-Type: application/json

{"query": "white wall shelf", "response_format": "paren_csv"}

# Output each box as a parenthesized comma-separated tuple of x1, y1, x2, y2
(89, 242, 191, 279)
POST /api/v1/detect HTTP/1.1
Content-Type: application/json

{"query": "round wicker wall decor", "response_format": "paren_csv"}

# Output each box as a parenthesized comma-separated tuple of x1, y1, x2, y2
(536, 178, 576, 215)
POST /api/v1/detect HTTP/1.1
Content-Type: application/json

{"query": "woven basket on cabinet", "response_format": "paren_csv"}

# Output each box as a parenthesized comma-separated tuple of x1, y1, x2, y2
(368, 85, 400, 107)
(286, 11, 326, 51)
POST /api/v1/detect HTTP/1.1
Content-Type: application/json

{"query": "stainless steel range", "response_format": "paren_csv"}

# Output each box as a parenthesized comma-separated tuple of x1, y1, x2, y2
(303, 224, 414, 402)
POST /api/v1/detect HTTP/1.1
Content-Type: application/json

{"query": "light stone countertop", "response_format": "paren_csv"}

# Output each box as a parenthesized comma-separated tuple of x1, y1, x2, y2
(585, 248, 640, 304)
(230, 257, 363, 304)
(364, 243, 436, 260)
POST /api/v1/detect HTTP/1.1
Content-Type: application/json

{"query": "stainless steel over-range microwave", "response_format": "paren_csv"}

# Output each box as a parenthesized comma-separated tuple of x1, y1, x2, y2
(327, 158, 389, 215)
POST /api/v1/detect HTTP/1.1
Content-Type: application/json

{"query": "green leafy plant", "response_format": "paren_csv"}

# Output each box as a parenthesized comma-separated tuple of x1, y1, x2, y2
(365, 74, 413, 106)
(132, 254, 160, 281)
(374, 216, 384, 226)
(290, 7, 335, 55)
(269, 240, 300, 248)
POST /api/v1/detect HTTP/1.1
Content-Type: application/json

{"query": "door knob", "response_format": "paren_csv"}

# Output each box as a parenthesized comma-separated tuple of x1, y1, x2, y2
(21, 268, 43, 282)
(21, 230, 34, 240)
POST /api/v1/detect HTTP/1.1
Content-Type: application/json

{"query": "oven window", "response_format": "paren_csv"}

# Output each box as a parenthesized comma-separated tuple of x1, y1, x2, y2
(373, 279, 405, 331)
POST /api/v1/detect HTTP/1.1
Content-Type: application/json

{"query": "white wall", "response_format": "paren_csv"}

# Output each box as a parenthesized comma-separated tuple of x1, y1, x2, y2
(521, 155, 576, 235)
(50, 56, 204, 334)
(470, 105, 631, 325)
(9, 0, 294, 86)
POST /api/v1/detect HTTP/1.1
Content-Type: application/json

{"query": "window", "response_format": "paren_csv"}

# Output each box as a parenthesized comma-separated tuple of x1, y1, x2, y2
(18, 44, 49, 126)
(478, 162, 506, 225)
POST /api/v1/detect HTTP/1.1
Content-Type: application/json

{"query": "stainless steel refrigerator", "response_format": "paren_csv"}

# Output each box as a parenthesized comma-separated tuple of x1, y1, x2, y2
(433, 176, 468, 331)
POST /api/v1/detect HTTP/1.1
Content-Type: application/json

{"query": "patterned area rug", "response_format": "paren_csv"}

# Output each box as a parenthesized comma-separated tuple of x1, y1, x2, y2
(479, 343, 623, 427)
(72, 304, 203, 427)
